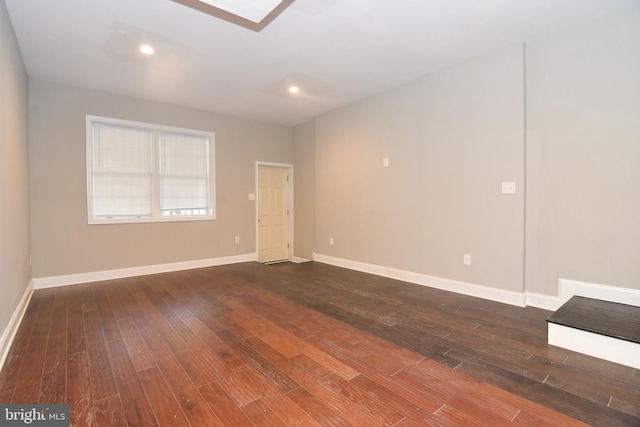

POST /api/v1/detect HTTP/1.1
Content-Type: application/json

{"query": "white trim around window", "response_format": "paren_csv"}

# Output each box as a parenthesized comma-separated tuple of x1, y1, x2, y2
(86, 115, 216, 224)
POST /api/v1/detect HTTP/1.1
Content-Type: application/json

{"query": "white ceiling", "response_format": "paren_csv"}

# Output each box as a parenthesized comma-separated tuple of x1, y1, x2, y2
(6, 0, 640, 126)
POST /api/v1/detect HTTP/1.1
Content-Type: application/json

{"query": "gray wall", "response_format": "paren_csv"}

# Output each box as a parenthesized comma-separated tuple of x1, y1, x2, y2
(312, 7, 640, 297)
(0, 0, 31, 338)
(315, 44, 525, 292)
(29, 80, 293, 277)
(525, 8, 640, 295)
(293, 119, 315, 260)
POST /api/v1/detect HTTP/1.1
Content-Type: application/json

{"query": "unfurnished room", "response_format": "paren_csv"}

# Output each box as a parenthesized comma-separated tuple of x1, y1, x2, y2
(1, 0, 639, 425)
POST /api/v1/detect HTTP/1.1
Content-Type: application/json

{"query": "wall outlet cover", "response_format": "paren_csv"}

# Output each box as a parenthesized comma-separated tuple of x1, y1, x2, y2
(502, 182, 516, 194)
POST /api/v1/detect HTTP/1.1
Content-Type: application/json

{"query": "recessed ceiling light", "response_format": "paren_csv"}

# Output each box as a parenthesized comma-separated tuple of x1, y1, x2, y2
(288, 86, 300, 94)
(139, 44, 155, 55)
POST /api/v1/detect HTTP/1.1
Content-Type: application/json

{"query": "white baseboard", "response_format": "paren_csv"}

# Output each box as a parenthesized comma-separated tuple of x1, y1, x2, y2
(548, 322, 640, 370)
(311, 254, 640, 313)
(525, 292, 563, 311)
(0, 280, 34, 371)
(313, 253, 527, 307)
(33, 253, 257, 289)
(560, 278, 640, 307)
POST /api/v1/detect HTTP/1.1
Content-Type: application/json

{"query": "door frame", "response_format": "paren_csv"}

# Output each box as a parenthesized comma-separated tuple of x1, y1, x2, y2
(255, 161, 294, 262)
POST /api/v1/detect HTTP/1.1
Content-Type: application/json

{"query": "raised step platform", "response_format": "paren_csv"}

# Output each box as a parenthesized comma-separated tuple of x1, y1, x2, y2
(547, 296, 640, 369)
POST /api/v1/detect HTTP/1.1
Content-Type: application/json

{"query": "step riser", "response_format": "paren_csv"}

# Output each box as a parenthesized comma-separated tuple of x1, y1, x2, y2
(548, 323, 640, 369)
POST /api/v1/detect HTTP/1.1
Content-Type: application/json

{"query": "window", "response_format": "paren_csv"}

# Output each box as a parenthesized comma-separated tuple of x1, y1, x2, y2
(86, 116, 215, 224)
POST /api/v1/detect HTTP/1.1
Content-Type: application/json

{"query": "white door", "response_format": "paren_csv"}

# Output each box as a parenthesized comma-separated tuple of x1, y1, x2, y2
(257, 165, 290, 263)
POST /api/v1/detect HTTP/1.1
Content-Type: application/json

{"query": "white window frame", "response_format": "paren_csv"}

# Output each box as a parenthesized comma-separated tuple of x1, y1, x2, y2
(86, 115, 216, 224)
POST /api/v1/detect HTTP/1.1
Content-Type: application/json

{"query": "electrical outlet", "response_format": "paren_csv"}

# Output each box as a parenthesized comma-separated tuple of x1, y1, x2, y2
(329, 237, 334, 246)
(502, 182, 516, 194)
(383, 157, 389, 167)
(464, 254, 472, 266)
(234, 236, 240, 244)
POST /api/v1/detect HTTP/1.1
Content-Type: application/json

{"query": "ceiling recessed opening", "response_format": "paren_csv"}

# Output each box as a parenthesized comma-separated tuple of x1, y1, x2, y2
(196, 0, 284, 23)
(171, 0, 295, 31)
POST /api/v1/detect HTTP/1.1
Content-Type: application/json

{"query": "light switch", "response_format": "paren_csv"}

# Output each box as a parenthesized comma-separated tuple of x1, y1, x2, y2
(248, 193, 255, 200)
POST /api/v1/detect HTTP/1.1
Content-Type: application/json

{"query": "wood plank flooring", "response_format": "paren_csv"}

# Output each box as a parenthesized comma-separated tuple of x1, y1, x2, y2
(1, 261, 638, 426)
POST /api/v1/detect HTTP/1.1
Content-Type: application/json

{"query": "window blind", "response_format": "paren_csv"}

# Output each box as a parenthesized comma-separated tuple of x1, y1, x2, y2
(92, 124, 153, 219)
(160, 133, 211, 215)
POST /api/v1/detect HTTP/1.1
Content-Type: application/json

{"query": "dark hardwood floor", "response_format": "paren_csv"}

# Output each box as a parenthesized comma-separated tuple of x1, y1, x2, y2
(548, 296, 640, 343)
(0, 261, 638, 426)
